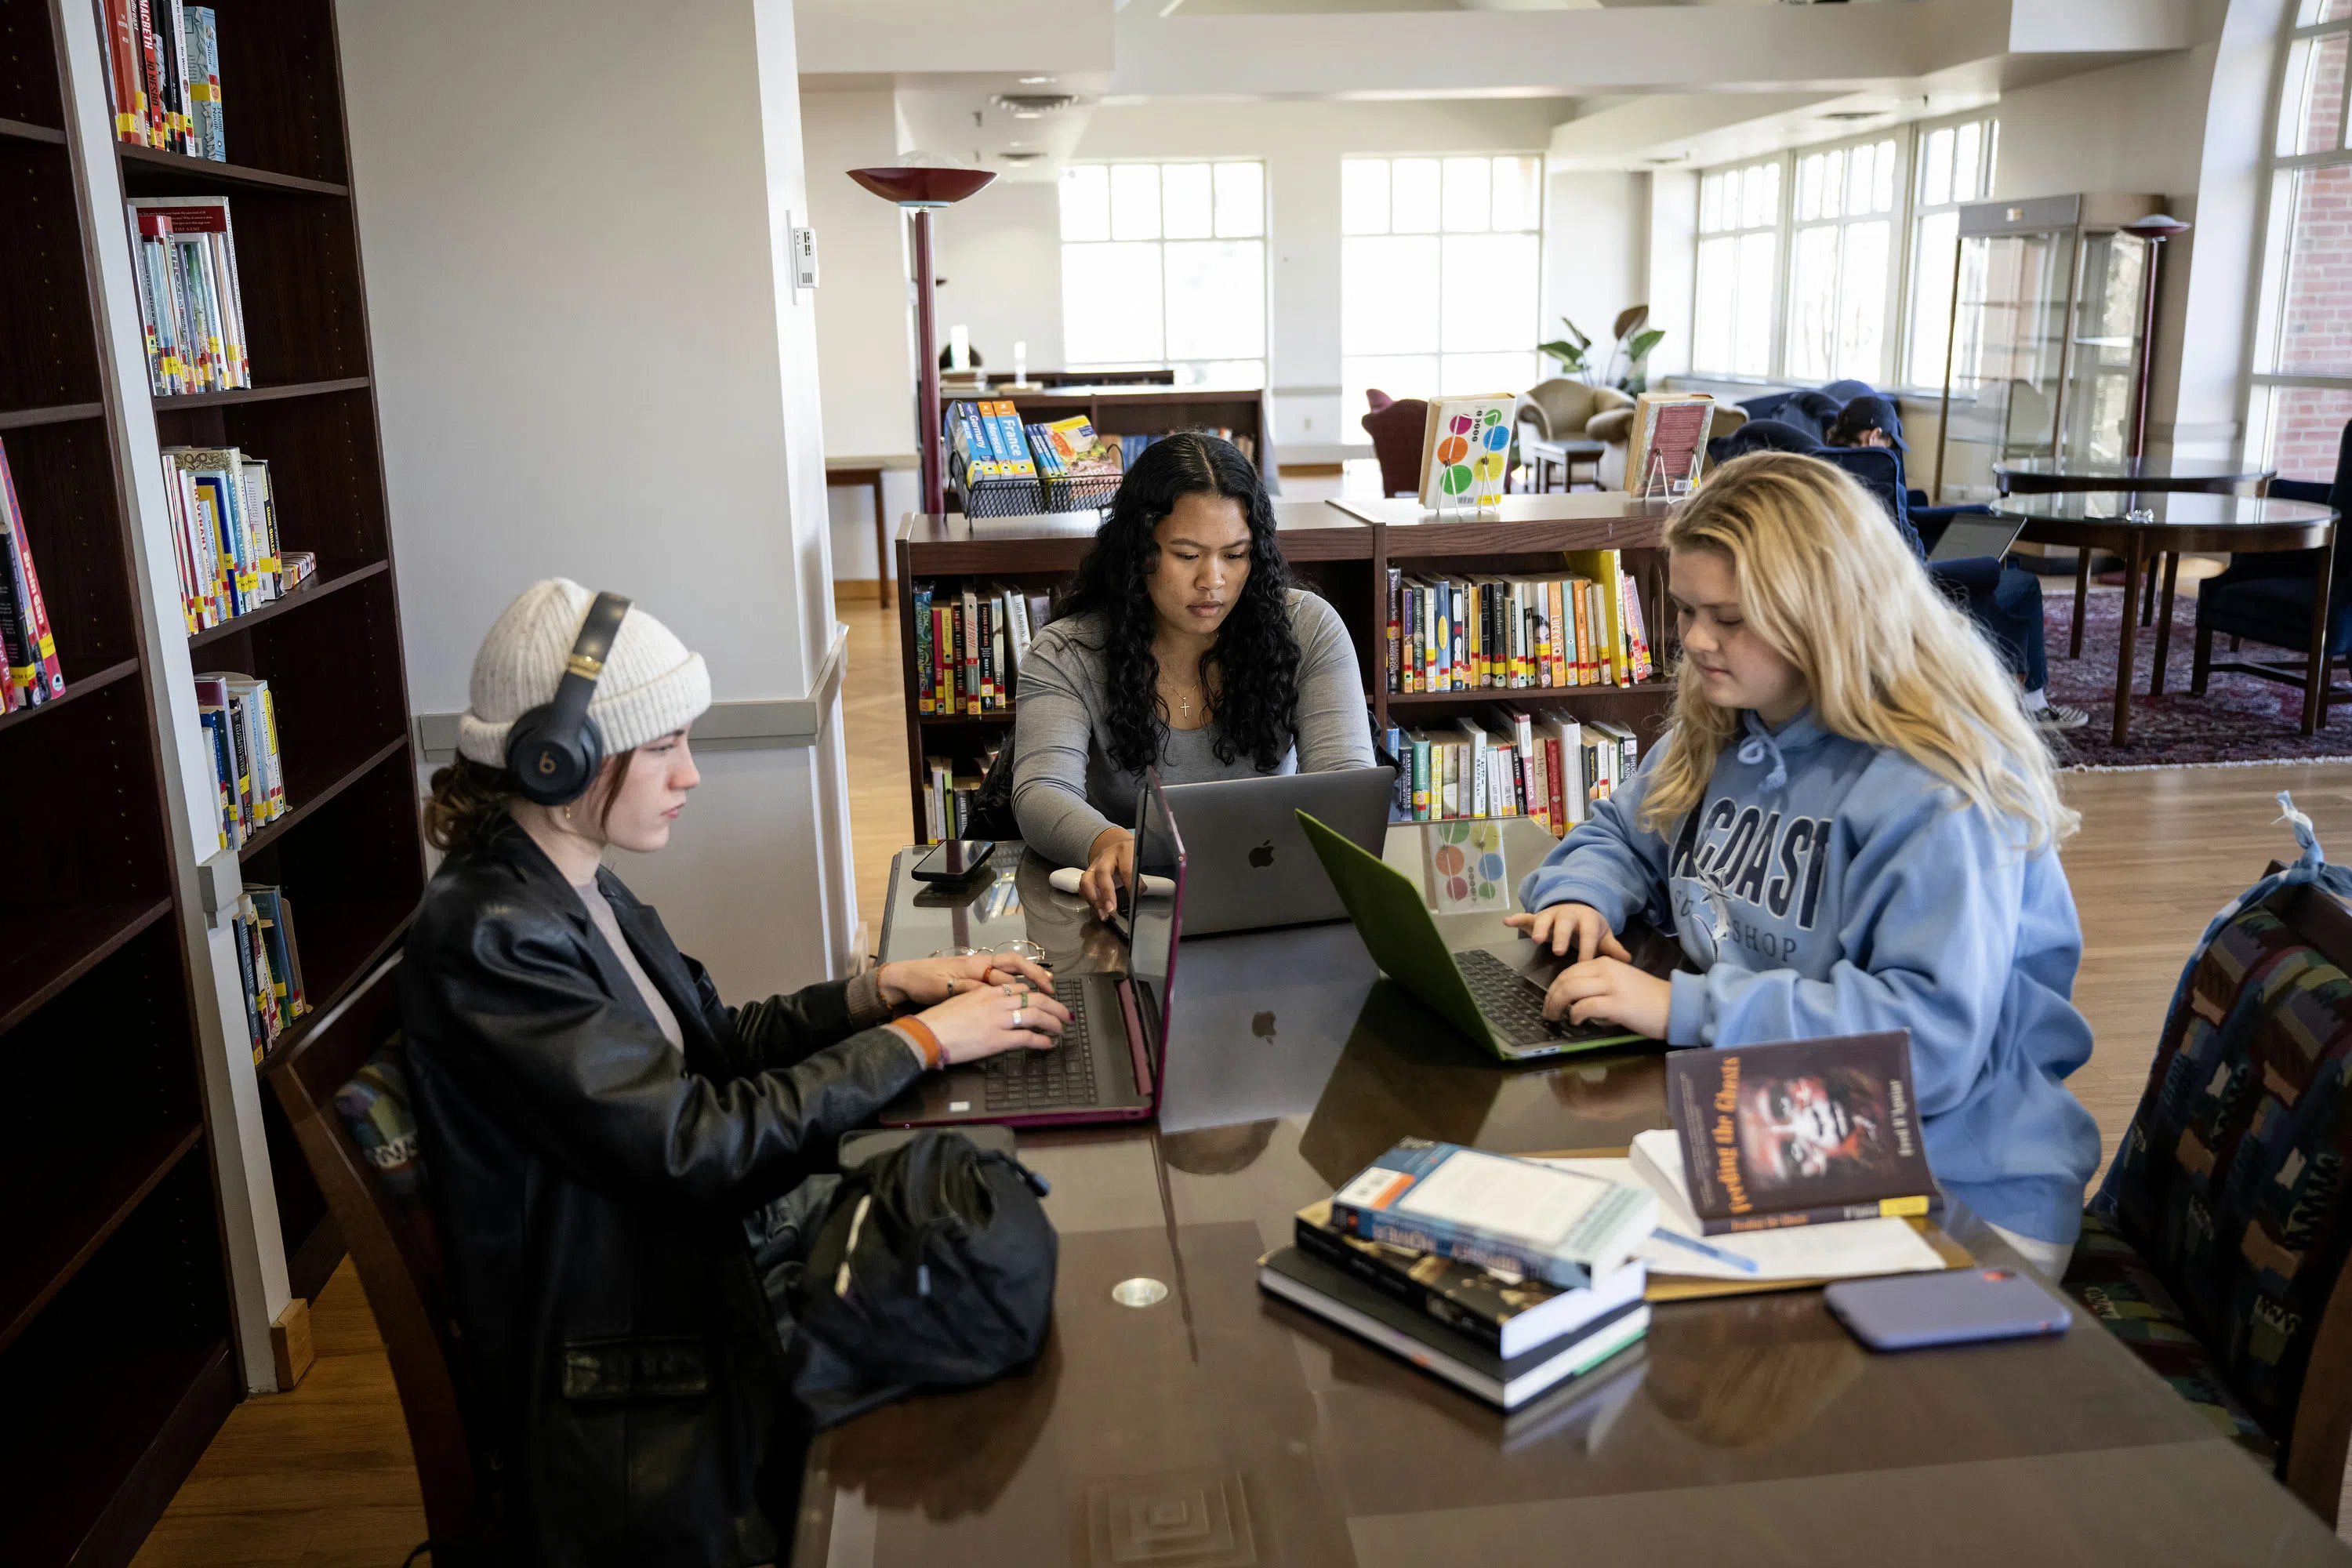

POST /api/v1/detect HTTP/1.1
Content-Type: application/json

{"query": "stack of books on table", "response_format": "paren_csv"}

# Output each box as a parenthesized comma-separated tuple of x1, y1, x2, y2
(1537, 1031, 1958, 1287)
(1259, 1139, 1656, 1410)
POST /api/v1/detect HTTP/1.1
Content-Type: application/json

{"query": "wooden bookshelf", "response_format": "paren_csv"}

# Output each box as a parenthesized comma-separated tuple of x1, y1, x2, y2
(0, 0, 419, 1557)
(892, 495, 1679, 842)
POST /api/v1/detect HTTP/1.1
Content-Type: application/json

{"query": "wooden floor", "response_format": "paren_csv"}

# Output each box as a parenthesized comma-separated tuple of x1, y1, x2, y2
(129, 593, 2352, 1566)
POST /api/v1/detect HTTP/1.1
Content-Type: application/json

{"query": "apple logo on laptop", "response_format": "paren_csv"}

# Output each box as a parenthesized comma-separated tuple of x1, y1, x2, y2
(1251, 1011, 1277, 1042)
(1249, 840, 1275, 869)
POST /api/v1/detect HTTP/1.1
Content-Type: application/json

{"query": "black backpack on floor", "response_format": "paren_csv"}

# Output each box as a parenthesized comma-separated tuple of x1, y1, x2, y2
(788, 1129, 1057, 1428)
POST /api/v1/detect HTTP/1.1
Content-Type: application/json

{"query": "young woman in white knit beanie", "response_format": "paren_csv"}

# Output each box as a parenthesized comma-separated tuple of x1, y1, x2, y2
(401, 579, 1065, 1566)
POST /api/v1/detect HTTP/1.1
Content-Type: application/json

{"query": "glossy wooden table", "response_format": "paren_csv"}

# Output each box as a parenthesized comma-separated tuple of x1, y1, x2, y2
(796, 822, 2350, 1567)
(1991, 456, 2276, 496)
(1992, 457, 2278, 646)
(1989, 492, 2339, 746)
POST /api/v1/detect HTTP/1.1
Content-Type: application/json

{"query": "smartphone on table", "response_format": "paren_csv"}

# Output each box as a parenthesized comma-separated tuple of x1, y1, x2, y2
(913, 839, 996, 883)
(1824, 1268, 2072, 1351)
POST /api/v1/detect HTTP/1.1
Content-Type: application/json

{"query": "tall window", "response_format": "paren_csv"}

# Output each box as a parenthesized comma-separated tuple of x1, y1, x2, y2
(1339, 154, 1543, 441)
(1059, 161, 1267, 387)
(1784, 136, 1900, 383)
(2250, 2, 2352, 480)
(1904, 115, 1999, 389)
(1692, 159, 1782, 378)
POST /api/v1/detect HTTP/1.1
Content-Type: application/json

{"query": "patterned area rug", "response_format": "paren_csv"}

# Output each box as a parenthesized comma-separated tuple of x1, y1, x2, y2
(2042, 584, 2352, 768)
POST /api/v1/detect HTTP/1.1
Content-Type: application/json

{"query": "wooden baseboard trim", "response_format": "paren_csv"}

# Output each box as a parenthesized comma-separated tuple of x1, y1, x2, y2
(270, 1297, 316, 1388)
(833, 580, 884, 605)
(1279, 463, 1344, 477)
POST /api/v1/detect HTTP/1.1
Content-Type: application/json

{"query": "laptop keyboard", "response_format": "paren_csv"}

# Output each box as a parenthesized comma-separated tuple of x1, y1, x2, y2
(983, 989, 1098, 1111)
(1455, 947, 1576, 1044)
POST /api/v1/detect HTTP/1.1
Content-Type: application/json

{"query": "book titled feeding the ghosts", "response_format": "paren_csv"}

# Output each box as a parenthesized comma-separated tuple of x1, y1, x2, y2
(1653, 1031, 1941, 1236)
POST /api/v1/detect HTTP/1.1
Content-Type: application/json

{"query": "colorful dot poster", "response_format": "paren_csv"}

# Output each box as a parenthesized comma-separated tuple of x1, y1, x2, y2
(1416, 394, 1516, 516)
(1423, 818, 1511, 914)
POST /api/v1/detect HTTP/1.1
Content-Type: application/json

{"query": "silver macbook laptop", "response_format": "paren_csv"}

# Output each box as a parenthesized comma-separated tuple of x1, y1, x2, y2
(1160, 768, 1396, 936)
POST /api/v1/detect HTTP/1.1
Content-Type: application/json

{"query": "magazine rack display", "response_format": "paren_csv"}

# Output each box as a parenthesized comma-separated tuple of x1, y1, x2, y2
(0, 0, 419, 1555)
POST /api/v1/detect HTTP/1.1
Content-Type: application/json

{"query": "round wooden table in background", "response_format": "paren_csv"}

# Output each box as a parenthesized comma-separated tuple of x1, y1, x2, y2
(1987, 492, 2337, 746)
(1992, 456, 2278, 659)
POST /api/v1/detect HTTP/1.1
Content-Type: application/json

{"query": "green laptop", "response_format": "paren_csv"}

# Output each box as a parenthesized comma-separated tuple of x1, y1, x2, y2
(1297, 810, 1650, 1061)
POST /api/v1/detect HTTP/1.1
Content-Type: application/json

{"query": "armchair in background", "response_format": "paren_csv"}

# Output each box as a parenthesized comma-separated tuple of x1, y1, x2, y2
(1361, 394, 1431, 499)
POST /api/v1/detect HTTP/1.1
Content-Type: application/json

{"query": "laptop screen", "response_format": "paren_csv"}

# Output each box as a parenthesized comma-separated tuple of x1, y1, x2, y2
(1123, 768, 1188, 1073)
(1926, 515, 2027, 564)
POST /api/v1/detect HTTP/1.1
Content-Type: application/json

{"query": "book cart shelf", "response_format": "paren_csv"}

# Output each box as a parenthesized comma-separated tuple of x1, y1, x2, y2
(892, 494, 1679, 844)
(939, 385, 1271, 473)
(0, 0, 418, 1559)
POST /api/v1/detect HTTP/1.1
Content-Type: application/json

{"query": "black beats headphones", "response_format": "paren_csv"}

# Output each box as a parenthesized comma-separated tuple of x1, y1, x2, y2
(505, 590, 632, 805)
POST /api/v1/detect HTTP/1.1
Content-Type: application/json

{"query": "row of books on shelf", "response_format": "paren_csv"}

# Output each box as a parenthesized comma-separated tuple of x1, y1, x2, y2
(95, 0, 227, 159)
(1386, 550, 1653, 694)
(1262, 1034, 1953, 1410)
(0, 440, 67, 714)
(128, 194, 249, 395)
(161, 444, 314, 631)
(913, 581, 1048, 717)
(922, 743, 1000, 844)
(229, 884, 308, 1064)
(196, 670, 285, 849)
(1381, 711, 1638, 834)
(949, 403, 1123, 482)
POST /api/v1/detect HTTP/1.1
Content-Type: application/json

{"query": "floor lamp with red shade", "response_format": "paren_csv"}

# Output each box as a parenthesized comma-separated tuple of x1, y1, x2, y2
(848, 155, 998, 515)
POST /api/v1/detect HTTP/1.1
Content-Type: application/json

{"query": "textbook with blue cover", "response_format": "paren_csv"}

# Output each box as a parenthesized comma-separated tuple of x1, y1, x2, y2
(1329, 1139, 1657, 1290)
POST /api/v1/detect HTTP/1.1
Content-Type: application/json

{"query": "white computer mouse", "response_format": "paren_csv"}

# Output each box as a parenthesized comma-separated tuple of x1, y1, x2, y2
(1047, 866, 1174, 897)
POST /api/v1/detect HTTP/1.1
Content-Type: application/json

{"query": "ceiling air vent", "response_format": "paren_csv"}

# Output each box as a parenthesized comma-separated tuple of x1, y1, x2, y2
(1820, 111, 1883, 122)
(993, 93, 1078, 115)
(999, 150, 1048, 164)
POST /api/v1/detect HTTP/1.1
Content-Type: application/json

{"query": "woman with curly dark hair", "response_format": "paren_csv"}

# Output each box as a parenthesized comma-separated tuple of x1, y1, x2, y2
(1013, 433, 1374, 916)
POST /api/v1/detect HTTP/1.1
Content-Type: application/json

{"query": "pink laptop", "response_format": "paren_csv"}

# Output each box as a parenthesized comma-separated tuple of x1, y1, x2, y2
(879, 768, 1187, 1129)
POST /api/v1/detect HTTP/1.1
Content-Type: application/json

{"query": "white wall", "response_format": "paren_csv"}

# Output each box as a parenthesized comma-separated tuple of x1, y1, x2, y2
(933, 180, 1066, 383)
(1543, 171, 1647, 378)
(801, 86, 915, 582)
(342, 0, 862, 995)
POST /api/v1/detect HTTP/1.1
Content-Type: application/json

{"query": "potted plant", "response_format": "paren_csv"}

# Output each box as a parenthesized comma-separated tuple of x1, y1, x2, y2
(1540, 307, 1666, 393)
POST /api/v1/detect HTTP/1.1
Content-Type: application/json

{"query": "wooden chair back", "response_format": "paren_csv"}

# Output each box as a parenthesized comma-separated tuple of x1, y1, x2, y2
(267, 953, 497, 1548)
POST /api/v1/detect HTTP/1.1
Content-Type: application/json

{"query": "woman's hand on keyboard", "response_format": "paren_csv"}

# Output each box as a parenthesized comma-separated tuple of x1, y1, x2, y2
(1540, 957, 1669, 1040)
(914, 980, 1072, 1065)
(879, 950, 1056, 1009)
(1504, 902, 1630, 964)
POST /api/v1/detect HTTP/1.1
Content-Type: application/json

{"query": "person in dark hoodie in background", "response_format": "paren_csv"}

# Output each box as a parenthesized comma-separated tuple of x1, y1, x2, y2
(1824, 397, 2086, 733)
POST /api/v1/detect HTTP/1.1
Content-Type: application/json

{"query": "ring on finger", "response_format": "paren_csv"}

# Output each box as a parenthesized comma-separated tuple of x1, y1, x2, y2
(1011, 1007, 1023, 1029)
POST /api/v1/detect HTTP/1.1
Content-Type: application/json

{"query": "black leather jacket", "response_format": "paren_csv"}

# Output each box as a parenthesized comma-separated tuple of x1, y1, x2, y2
(401, 818, 920, 1567)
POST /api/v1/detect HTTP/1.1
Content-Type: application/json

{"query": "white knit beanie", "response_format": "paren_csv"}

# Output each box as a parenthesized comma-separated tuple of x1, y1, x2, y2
(456, 579, 712, 767)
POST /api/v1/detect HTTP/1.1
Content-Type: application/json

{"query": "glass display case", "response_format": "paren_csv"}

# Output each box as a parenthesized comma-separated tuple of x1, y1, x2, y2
(1931, 193, 2164, 503)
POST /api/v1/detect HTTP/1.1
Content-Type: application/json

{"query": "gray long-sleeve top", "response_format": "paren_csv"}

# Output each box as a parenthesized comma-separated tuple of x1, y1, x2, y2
(1011, 588, 1376, 866)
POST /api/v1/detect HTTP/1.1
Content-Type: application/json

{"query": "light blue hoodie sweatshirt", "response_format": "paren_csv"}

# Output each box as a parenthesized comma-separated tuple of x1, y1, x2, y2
(1518, 708, 2099, 1244)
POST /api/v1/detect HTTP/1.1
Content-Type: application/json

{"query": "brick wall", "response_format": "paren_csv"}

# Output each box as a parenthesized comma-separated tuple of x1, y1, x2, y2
(2270, 36, 2352, 481)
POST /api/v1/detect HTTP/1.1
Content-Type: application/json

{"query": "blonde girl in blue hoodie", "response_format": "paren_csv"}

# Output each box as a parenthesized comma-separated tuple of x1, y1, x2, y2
(1509, 452, 2097, 1277)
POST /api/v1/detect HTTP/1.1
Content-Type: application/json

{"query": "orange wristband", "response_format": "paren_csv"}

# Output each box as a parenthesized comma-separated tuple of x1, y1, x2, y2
(893, 1016, 944, 1069)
